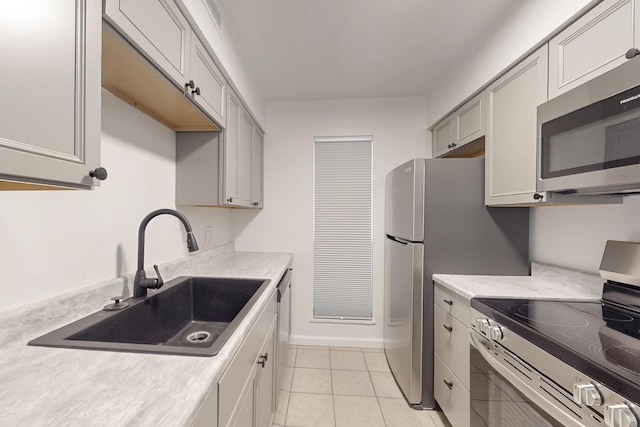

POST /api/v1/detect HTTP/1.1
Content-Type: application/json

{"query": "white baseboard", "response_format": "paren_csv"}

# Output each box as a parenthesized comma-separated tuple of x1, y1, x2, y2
(290, 334, 383, 349)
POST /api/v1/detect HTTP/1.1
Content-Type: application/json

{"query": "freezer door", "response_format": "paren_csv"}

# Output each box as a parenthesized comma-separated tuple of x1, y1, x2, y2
(385, 159, 425, 242)
(384, 236, 423, 405)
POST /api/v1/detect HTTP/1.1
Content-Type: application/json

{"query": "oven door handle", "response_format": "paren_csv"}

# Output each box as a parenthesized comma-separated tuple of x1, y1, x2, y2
(470, 331, 585, 427)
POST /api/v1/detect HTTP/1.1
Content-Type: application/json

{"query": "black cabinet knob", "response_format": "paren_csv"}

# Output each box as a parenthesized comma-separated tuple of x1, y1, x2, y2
(192, 87, 201, 96)
(89, 167, 108, 181)
(626, 48, 640, 59)
(533, 193, 544, 200)
(185, 80, 195, 89)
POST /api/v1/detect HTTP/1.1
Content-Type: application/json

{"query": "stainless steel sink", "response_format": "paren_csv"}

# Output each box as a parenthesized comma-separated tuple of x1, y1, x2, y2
(28, 276, 270, 356)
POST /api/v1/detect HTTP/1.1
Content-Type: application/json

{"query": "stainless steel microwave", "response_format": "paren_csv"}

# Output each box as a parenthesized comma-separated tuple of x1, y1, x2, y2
(537, 57, 640, 195)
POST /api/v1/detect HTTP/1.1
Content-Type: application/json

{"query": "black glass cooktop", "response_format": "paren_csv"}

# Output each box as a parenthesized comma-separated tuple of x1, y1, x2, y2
(471, 296, 640, 404)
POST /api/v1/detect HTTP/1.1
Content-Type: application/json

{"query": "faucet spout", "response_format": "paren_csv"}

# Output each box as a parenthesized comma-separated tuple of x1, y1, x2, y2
(133, 209, 199, 298)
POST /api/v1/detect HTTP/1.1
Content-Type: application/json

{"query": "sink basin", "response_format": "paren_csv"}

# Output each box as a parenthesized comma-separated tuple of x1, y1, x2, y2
(28, 276, 270, 356)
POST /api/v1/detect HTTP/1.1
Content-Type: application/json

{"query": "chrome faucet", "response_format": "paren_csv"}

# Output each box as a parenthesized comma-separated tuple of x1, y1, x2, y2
(133, 209, 199, 298)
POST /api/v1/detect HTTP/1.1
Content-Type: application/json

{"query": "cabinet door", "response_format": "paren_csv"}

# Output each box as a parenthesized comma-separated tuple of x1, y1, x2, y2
(432, 115, 456, 158)
(104, 0, 191, 88)
(549, 0, 640, 99)
(251, 127, 264, 208)
(485, 45, 548, 206)
(190, 37, 226, 126)
(192, 385, 218, 427)
(237, 110, 254, 206)
(256, 318, 277, 427)
(223, 89, 253, 207)
(224, 90, 241, 205)
(0, 0, 101, 190)
(456, 92, 485, 146)
(228, 366, 257, 427)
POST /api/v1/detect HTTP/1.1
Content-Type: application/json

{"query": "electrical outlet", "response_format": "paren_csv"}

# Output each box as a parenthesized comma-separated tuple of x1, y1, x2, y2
(204, 226, 213, 244)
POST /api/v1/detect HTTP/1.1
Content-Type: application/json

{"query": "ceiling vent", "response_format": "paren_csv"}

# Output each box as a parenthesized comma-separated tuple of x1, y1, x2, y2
(203, 0, 222, 30)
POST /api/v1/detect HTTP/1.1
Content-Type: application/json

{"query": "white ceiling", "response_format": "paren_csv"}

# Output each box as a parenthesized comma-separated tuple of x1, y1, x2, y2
(217, 0, 521, 102)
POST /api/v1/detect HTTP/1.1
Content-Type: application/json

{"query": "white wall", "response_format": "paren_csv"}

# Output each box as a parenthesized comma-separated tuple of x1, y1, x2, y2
(427, 0, 596, 127)
(233, 96, 429, 347)
(531, 196, 640, 273)
(0, 90, 232, 313)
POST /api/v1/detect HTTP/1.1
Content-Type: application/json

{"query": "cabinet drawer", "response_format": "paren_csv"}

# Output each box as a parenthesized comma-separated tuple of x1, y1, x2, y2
(219, 290, 277, 427)
(434, 305, 470, 389)
(434, 283, 470, 326)
(434, 353, 470, 427)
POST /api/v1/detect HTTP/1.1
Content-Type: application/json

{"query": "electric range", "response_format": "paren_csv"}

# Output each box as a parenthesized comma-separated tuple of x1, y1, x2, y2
(470, 241, 640, 427)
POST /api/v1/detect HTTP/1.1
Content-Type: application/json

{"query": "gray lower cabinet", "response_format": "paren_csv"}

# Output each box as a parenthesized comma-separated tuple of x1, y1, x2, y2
(433, 283, 471, 427)
(192, 289, 277, 427)
(0, 0, 102, 190)
(218, 294, 276, 427)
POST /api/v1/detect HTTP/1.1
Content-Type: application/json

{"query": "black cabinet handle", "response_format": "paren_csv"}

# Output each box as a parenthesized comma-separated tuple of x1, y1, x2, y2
(185, 80, 195, 89)
(447, 144, 452, 149)
(533, 193, 544, 201)
(444, 379, 453, 390)
(258, 353, 268, 367)
(443, 299, 453, 306)
(227, 197, 233, 203)
(89, 167, 108, 181)
(192, 87, 201, 96)
(443, 325, 453, 333)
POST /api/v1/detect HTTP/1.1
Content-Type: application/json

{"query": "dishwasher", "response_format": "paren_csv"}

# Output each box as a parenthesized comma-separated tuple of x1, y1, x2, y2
(276, 268, 292, 398)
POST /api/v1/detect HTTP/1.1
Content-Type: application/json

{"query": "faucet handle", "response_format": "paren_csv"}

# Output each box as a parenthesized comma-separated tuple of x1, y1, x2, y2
(153, 265, 164, 289)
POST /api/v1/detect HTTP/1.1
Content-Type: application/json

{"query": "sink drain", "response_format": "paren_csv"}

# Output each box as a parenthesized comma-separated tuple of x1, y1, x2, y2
(186, 331, 212, 343)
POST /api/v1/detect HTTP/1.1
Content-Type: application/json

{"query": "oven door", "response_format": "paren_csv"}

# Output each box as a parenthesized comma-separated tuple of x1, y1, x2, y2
(470, 343, 565, 427)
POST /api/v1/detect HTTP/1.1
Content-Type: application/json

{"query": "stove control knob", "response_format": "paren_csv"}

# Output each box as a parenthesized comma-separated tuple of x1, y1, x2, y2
(475, 318, 490, 333)
(573, 383, 602, 407)
(605, 403, 637, 427)
(487, 325, 503, 341)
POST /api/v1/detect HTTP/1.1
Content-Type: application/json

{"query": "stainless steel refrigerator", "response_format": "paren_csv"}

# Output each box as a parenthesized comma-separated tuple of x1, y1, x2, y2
(384, 158, 530, 409)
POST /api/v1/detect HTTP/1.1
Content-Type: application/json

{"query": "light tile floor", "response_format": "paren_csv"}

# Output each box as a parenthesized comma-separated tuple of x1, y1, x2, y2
(273, 345, 452, 427)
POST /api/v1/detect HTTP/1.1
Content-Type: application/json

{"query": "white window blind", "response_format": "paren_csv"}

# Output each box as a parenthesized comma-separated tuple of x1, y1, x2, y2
(313, 136, 373, 320)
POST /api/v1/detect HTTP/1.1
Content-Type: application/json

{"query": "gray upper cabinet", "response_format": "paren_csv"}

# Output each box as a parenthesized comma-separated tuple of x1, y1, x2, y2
(456, 93, 485, 147)
(485, 45, 549, 206)
(104, 0, 226, 127)
(432, 116, 456, 158)
(251, 127, 264, 208)
(432, 93, 485, 158)
(0, 0, 102, 190)
(176, 89, 264, 209)
(222, 88, 264, 208)
(104, 0, 191, 88)
(190, 37, 226, 125)
(549, 0, 640, 99)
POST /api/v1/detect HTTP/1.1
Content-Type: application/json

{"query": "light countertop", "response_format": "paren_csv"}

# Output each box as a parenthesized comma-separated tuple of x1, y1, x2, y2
(433, 262, 604, 301)
(0, 244, 292, 427)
